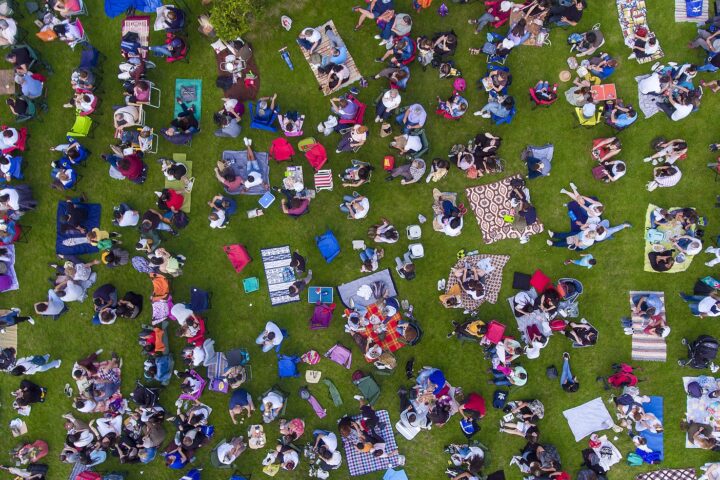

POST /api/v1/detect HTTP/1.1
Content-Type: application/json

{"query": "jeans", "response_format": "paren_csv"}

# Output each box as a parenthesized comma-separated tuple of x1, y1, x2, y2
(475, 12, 496, 33)
(296, 38, 314, 50)
(395, 252, 412, 268)
(698, 62, 719, 72)
(255, 333, 275, 352)
(339, 194, 357, 214)
(492, 370, 511, 386)
(681, 294, 705, 315)
(247, 160, 261, 175)
(442, 200, 458, 217)
(380, 21, 394, 40)
(549, 231, 575, 248)
(560, 358, 573, 386)
(526, 157, 544, 179)
(149, 45, 174, 57)
(359, 247, 376, 263)
(689, 30, 715, 51)
(481, 102, 510, 118)
(156, 221, 173, 232)
(36, 355, 61, 372)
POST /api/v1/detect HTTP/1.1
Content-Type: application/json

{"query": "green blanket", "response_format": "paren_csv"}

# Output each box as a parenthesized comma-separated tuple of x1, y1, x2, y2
(165, 154, 192, 213)
(643, 204, 696, 273)
(174, 78, 202, 120)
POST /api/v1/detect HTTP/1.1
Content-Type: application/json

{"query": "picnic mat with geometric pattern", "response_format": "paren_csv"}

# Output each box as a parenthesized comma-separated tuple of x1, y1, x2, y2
(260, 245, 300, 306)
(298, 20, 362, 96)
(466, 175, 544, 244)
(616, 0, 665, 64)
(341, 409, 402, 476)
(445, 254, 509, 311)
(630, 291, 667, 362)
(635, 468, 696, 480)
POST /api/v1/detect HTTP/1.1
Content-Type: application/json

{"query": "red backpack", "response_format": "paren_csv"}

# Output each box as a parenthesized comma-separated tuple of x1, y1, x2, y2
(76, 472, 102, 480)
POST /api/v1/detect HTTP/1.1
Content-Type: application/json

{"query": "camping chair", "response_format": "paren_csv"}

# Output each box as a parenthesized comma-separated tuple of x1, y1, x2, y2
(0, 127, 26, 154)
(574, 104, 604, 128)
(259, 385, 289, 418)
(337, 94, 366, 128)
(314, 169, 333, 192)
(269, 137, 295, 162)
(484, 65, 512, 96)
(66, 115, 94, 138)
(305, 142, 327, 171)
(249, 102, 278, 132)
(16, 43, 52, 74)
(166, 34, 189, 63)
(210, 439, 235, 469)
(528, 87, 557, 108)
(353, 373, 380, 405)
(224, 244, 251, 273)
(69, 19, 89, 49)
(13, 96, 36, 123)
(400, 320, 423, 346)
(65, 0, 87, 16)
(315, 230, 340, 263)
(407, 129, 428, 159)
(134, 81, 161, 108)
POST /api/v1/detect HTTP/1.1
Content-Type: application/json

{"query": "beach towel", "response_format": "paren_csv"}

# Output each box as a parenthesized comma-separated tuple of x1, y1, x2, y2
(337, 269, 398, 308)
(616, 0, 664, 63)
(223, 244, 251, 273)
(636, 74, 663, 118)
(299, 20, 362, 96)
(675, 0, 708, 22)
(636, 469, 696, 480)
(221, 150, 270, 196)
(175, 79, 202, 120)
(121, 15, 150, 46)
(341, 410, 401, 476)
(56, 201, 101, 255)
(445, 255, 509, 311)
(683, 376, 720, 448)
(165, 155, 192, 212)
(106, 0, 160, 18)
(643, 204, 698, 273)
(260, 246, 299, 306)
(323, 378, 343, 406)
(639, 396, 664, 460)
(563, 397, 614, 441)
(466, 175, 544, 244)
(0, 245, 19, 293)
(630, 291, 667, 362)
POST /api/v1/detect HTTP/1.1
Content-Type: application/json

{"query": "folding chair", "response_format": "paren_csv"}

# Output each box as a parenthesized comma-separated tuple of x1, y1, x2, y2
(69, 20, 89, 50)
(66, 115, 94, 138)
(67, 0, 87, 16)
(139, 81, 161, 108)
(138, 106, 146, 126)
(15, 223, 30, 243)
(314, 169, 333, 192)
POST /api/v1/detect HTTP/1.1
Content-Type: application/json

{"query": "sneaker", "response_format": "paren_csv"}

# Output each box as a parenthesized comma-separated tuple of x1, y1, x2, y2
(185, 177, 195, 192)
(374, 35, 381, 39)
(569, 182, 577, 191)
(374, 116, 381, 123)
(55, 360, 62, 368)
(0, 328, 5, 334)
(353, 395, 363, 401)
(26, 317, 35, 325)
(546, 240, 553, 246)
(563, 352, 570, 359)
(652, 159, 659, 166)
(437, 279, 446, 291)
(243, 137, 252, 147)
(519, 235, 529, 244)
(64, 384, 73, 397)
(547, 229, 554, 237)
(650, 61, 661, 72)
(628, 53, 636, 60)
(480, 111, 491, 118)
(643, 157, 653, 163)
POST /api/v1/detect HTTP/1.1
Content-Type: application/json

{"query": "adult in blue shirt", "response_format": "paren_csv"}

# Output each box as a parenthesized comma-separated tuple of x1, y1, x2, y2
(229, 388, 255, 425)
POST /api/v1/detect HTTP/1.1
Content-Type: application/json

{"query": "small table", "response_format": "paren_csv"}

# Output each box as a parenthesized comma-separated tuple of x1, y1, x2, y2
(0, 70, 15, 95)
(308, 287, 333, 304)
(591, 84, 617, 102)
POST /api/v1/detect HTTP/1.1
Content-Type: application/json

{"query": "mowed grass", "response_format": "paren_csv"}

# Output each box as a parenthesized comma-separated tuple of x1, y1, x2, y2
(0, 0, 719, 479)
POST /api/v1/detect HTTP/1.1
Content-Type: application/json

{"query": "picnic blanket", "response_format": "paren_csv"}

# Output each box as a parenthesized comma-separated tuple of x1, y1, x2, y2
(337, 269, 398, 308)
(683, 376, 720, 447)
(351, 303, 405, 355)
(507, 293, 554, 345)
(0, 325, 17, 352)
(616, 0, 664, 64)
(445, 255, 509, 311)
(639, 396, 664, 460)
(56, 201, 101, 255)
(630, 291, 667, 362)
(221, 150, 270, 195)
(0, 244, 19, 293)
(214, 44, 260, 102)
(636, 469, 696, 480)
(260, 246, 299, 306)
(106, 0, 160, 18)
(636, 74, 663, 118)
(644, 204, 698, 273)
(299, 20, 362, 96)
(466, 175, 544, 244)
(341, 410, 402, 476)
(675, 0, 708, 22)
(165, 155, 191, 212)
(563, 397, 614, 441)
(175, 79, 202, 120)
(509, 10, 548, 46)
(122, 15, 150, 46)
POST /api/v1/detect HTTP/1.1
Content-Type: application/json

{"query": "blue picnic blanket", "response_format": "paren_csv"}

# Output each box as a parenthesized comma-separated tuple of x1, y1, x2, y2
(105, 0, 162, 18)
(639, 396, 664, 461)
(56, 201, 101, 255)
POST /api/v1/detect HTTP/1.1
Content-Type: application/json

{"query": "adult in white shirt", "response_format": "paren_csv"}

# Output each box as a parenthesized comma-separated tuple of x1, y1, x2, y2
(117, 209, 139, 227)
(441, 215, 463, 237)
(391, 133, 422, 155)
(0, 17, 17, 46)
(34, 289, 66, 316)
(57, 279, 86, 302)
(261, 390, 285, 422)
(256, 321, 284, 352)
(216, 437, 247, 464)
(297, 27, 322, 52)
(209, 209, 226, 229)
(0, 128, 19, 150)
(375, 89, 401, 122)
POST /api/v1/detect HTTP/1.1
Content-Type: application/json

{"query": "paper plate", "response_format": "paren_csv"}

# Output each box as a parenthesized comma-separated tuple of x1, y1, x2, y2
(559, 70, 571, 82)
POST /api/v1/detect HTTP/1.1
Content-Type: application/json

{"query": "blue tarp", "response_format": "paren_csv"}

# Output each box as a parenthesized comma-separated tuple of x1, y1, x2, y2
(105, 0, 162, 18)
(639, 396, 664, 461)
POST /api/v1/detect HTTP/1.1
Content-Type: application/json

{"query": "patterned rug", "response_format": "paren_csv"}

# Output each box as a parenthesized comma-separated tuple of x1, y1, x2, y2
(445, 254, 509, 311)
(466, 175, 544, 244)
(298, 20, 362, 96)
(683, 376, 717, 448)
(616, 0, 664, 64)
(341, 410, 401, 476)
(260, 246, 299, 306)
(630, 291, 667, 362)
(635, 468, 696, 480)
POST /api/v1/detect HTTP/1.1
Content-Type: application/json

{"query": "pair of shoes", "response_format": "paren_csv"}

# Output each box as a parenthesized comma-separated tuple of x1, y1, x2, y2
(243, 137, 252, 147)
(643, 157, 653, 163)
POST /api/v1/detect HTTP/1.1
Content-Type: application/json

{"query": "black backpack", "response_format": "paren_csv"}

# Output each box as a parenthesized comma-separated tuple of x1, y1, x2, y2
(546, 365, 558, 379)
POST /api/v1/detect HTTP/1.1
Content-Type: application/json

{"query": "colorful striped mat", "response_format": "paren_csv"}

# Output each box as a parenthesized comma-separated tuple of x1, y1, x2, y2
(630, 291, 667, 362)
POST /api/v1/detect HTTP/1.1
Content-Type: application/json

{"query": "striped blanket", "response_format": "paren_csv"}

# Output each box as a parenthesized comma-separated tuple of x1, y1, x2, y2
(630, 291, 667, 362)
(616, 0, 664, 63)
(260, 246, 299, 306)
(299, 20, 362, 96)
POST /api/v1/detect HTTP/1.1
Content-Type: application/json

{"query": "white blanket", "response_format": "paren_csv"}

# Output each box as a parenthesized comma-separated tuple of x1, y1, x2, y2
(563, 397, 614, 441)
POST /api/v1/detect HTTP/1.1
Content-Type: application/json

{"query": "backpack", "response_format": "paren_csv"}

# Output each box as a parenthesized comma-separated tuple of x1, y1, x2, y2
(687, 381, 703, 398)
(492, 389, 509, 409)
(173, 211, 190, 229)
(546, 365, 558, 379)
(626, 452, 643, 466)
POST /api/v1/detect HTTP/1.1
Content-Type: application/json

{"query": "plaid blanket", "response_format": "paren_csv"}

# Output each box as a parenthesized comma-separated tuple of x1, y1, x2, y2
(630, 291, 667, 362)
(341, 410, 401, 476)
(466, 175, 544, 244)
(344, 303, 405, 358)
(445, 254, 509, 311)
(635, 469, 696, 480)
(298, 20, 362, 96)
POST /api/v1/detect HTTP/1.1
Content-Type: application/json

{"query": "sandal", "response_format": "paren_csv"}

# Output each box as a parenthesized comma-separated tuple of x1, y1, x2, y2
(469, 48, 481, 56)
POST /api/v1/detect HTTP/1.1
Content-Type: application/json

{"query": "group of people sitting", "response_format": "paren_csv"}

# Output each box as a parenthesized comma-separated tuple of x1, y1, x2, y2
(647, 206, 703, 272)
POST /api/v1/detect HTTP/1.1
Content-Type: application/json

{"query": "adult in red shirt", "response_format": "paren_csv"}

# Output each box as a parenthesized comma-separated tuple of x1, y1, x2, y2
(156, 188, 184, 213)
(459, 392, 486, 420)
(117, 153, 146, 183)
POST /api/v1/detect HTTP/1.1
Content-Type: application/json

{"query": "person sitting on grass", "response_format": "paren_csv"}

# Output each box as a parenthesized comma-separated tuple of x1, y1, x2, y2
(296, 27, 322, 53)
(643, 138, 688, 165)
(473, 96, 514, 120)
(340, 160, 374, 188)
(390, 133, 423, 156)
(208, 194, 236, 229)
(161, 98, 199, 145)
(352, 0, 395, 31)
(159, 157, 195, 192)
(395, 251, 415, 280)
(339, 193, 370, 219)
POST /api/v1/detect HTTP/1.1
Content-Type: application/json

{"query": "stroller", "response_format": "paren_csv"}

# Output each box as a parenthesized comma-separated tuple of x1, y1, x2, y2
(557, 278, 583, 318)
(678, 335, 719, 369)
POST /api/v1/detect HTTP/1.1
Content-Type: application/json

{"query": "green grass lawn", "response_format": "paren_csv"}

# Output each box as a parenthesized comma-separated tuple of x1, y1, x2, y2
(1, 0, 720, 478)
